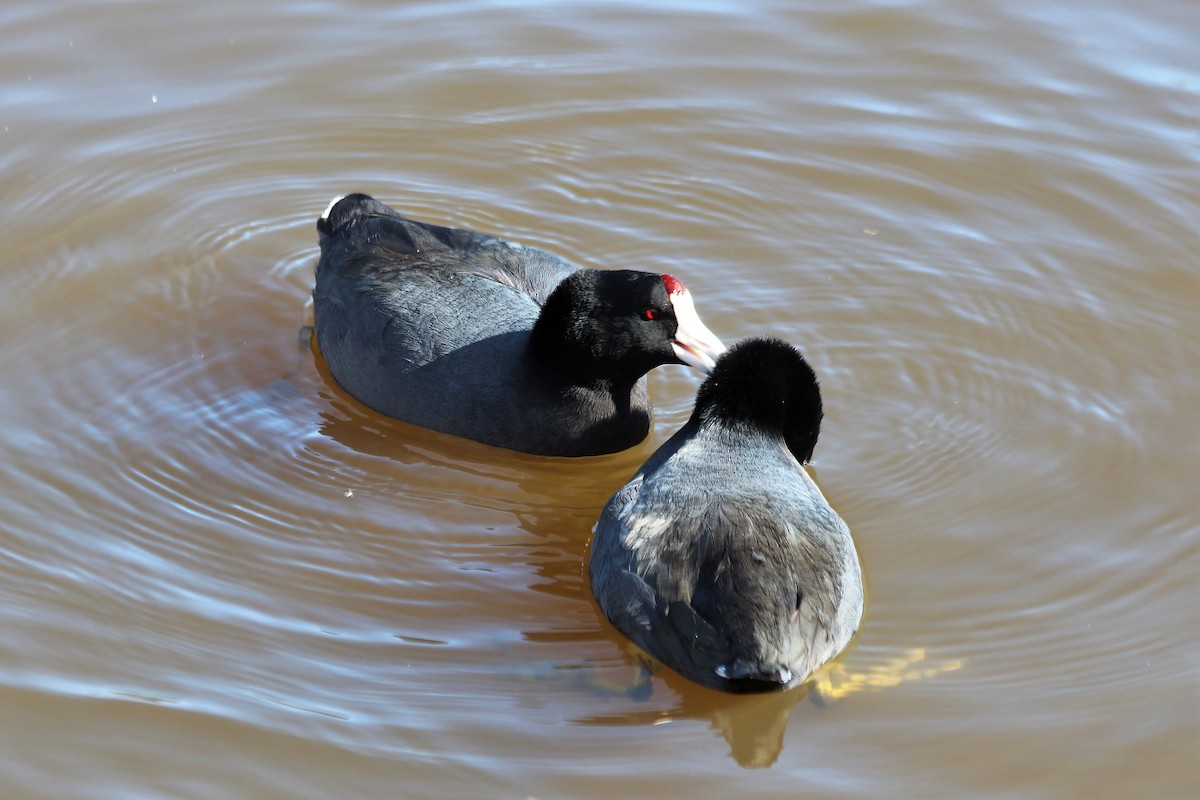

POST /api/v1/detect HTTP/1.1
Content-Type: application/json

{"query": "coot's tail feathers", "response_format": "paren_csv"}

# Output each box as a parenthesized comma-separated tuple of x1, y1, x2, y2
(650, 600, 798, 693)
(316, 193, 495, 263)
(317, 193, 395, 240)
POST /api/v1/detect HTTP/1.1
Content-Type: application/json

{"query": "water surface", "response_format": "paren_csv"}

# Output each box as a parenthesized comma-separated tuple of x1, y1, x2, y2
(1, 0, 1196, 797)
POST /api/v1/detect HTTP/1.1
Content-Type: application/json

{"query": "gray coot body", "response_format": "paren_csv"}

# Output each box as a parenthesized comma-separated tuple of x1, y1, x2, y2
(313, 194, 725, 456)
(590, 337, 863, 692)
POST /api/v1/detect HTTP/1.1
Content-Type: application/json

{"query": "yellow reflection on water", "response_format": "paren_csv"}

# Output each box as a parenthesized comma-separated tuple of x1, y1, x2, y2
(810, 647, 965, 703)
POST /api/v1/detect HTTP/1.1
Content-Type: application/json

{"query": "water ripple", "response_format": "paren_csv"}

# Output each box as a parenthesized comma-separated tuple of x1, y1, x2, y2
(1, 0, 1196, 795)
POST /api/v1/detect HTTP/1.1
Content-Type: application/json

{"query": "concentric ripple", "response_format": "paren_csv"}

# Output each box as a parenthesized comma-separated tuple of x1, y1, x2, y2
(0, 0, 1196, 797)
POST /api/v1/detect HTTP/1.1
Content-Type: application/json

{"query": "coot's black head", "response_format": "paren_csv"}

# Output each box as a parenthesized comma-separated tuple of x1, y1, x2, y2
(530, 270, 725, 385)
(693, 337, 823, 463)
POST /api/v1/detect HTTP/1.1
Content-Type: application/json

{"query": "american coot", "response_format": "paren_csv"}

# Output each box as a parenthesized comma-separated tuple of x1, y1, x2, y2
(313, 194, 726, 456)
(590, 337, 863, 692)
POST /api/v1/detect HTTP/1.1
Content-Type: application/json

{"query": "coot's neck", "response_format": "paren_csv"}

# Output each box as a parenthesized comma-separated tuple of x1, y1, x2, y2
(526, 295, 652, 454)
(526, 331, 645, 400)
(692, 384, 822, 465)
(527, 274, 654, 395)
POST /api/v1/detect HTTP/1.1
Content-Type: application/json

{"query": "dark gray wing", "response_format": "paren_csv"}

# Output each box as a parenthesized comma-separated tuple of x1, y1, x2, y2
(318, 197, 581, 305)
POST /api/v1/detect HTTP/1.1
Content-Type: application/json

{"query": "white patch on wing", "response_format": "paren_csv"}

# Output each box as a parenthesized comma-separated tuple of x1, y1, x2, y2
(620, 509, 677, 559)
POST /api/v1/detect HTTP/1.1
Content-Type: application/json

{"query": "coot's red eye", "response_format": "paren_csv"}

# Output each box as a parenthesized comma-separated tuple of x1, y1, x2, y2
(642, 308, 660, 321)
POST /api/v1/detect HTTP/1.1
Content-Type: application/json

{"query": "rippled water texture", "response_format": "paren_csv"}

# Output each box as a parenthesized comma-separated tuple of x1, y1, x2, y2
(1, 0, 1196, 797)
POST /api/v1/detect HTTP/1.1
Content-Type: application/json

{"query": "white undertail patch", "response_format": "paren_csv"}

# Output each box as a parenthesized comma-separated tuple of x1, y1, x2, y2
(321, 194, 345, 222)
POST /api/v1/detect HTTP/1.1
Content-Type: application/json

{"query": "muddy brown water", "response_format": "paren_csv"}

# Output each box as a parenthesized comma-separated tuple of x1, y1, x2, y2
(1, 1, 1196, 797)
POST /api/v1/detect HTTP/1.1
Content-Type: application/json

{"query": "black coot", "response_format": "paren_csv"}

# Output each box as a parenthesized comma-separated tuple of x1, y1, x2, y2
(313, 194, 725, 456)
(590, 337, 863, 691)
